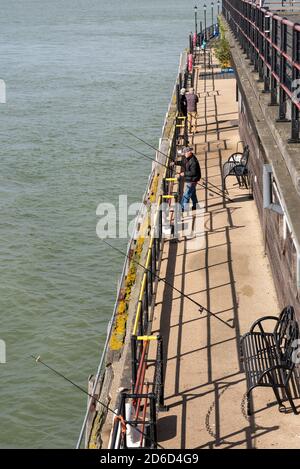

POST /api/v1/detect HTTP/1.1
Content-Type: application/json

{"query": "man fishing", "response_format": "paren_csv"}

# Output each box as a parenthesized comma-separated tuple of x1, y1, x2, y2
(176, 146, 201, 212)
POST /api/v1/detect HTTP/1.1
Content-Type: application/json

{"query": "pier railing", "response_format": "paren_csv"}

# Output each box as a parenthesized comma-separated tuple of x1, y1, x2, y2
(77, 48, 188, 449)
(223, 0, 300, 142)
(223, 0, 300, 306)
(78, 21, 220, 448)
(109, 391, 158, 449)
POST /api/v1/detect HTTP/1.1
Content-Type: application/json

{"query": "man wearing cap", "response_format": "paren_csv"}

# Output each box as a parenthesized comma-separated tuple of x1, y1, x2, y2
(176, 147, 201, 212)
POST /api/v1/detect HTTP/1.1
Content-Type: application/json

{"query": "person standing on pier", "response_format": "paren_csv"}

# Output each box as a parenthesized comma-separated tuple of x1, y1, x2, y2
(179, 88, 187, 118)
(176, 146, 201, 212)
(186, 88, 198, 133)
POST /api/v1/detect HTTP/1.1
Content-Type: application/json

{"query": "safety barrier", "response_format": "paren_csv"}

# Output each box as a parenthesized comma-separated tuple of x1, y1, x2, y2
(223, 0, 300, 142)
(109, 22, 224, 449)
(109, 392, 157, 449)
(78, 16, 220, 450)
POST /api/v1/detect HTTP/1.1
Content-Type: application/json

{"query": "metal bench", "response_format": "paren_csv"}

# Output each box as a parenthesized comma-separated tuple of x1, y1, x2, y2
(240, 305, 299, 415)
(222, 145, 249, 192)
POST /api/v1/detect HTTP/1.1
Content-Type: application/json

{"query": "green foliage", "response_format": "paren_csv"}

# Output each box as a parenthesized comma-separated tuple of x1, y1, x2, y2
(213, 16, 231, 68)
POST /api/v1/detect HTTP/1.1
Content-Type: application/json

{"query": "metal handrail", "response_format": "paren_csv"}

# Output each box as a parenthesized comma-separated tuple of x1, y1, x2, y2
(76, 71, 179, 450)
(76, 159, 161, 449)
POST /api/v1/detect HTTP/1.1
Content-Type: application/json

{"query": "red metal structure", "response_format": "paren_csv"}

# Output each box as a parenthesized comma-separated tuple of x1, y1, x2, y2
(223, 0, 300, 141)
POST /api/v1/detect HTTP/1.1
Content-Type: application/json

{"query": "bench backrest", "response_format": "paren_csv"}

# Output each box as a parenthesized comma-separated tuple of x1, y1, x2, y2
(240, 145, 249, 167)
(274, 306, 298, 366)
(281, 320, 299, 368)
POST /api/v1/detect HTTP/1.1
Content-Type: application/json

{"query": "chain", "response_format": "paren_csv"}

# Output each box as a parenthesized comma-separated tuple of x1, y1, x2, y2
(241, 392, 251, 423)
(205, 384, 231, 441)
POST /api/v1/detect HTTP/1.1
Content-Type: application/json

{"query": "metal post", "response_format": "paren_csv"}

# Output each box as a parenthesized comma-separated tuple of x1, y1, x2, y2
(149, 394, 158, 449)
(120, 392, 127, 449)
(156, 335, 169, 411)
(139, 297, 144, 336)
(288, 27, 300, 142)
(211, 2, 214, 31)
(176, 83, 180, 114)
(269, 18, 277, 106)
(217, 0, 220, 15)
(131, 336, 138, 393)
(147, 268, 152, 309)
(162, 178, 167, 195)
(263, 16, 270, 93)
(173, 193, 179, 239)
(263, 66, 270, 93)
(151, 242, 156, 287)
(145, 275, 149, 325)
(194, 5, 198, 35)
(159, 202, 163, 246)
(204, 4, 207, 41)
(277, 24, 289, 122)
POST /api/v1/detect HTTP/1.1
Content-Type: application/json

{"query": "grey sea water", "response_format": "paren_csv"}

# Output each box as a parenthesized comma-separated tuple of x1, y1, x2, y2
(0, 0, 207, 448)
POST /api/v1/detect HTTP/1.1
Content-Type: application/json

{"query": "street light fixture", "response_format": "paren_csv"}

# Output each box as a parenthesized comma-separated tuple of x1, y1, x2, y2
(204, 4, 207, 41)
(211, 2, 214, 28)
(217, 0, 220, 15)
(194, 5, 198, 35)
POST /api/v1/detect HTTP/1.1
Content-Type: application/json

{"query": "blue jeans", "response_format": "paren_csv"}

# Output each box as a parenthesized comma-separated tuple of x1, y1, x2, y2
(181, 183, 198, 211)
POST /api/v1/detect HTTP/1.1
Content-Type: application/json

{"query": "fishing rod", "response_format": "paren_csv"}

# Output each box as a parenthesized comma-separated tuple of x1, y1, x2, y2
(31, 355, 165, 450)
(125, 143, 233, 204)
(125, 145, 172, 171)
(102, 239, 234, 329)
(121, 127, 233, 203)
(121, 126, 228, 199)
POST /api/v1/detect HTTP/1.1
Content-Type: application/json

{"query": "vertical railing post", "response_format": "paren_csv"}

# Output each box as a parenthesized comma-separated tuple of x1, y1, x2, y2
(173, 193, 179, 240)
(120, 392, 127, 449)
(270, 18, 277, 105)
(162, 178, 167, 195)
(131, 336, 138, 393)
(144, 276, 149, 331)
(277, 23, 289, 122)
(289, 26, 300, 143)
(156, 335, 168, 411)
(149, 394, 158, 449)
(159, 202, 163, 248)
(176, 83, 180, 114)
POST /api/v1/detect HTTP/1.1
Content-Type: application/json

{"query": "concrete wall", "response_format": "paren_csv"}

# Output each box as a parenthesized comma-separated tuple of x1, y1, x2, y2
(223, 18, 300, 318)
(238, 97, 300, 315)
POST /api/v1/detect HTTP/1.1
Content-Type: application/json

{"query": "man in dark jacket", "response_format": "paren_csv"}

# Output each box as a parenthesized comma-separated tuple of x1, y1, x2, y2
(180, 88, 187, 117)
(176, 146, 201, 212)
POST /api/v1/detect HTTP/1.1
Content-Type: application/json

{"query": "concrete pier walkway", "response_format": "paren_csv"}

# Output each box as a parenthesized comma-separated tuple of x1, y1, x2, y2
(149, 53, 300, 449)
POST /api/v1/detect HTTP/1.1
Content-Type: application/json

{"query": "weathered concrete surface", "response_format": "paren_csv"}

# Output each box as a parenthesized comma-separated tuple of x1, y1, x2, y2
(224, 24, 300, 253)
(149, 54, 300, 449)
(223, 20, 300, 317)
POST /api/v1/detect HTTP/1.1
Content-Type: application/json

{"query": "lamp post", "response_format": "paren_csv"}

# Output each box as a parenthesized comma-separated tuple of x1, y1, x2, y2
(204, 4, 207, 41)
(194, 5, 198, 35)
(211, 2, 214, 28)
(217, 0, 220, 15)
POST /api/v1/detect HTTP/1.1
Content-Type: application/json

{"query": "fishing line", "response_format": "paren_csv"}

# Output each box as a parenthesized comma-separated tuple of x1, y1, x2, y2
(125, 143, 233, 203)
(30, 355, 165, 450)
(121, 127, 233, 202)
(101, 239, 234, 329)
